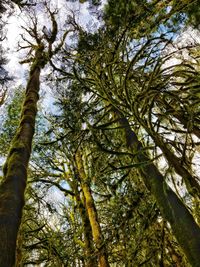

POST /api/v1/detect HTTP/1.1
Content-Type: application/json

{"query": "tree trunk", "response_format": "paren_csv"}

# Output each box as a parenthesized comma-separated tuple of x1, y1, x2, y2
(72, 177, 97, 267)
(75, 151, 110, 267)
(0, 46, 44, 267)
(117, 112, 200, 267)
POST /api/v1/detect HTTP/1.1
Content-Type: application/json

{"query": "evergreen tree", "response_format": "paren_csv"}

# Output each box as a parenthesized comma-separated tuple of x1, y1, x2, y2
(54, 1, 200, 265)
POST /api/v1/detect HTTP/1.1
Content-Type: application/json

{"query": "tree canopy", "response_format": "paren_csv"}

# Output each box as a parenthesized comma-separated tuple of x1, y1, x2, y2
(0, 0, 200, 266)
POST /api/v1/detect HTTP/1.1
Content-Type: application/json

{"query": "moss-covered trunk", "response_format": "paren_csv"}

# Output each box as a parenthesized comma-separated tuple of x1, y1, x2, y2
(0, 47, 44, 266)
(75, 151, 110, 267)
(72, 177, 97, 267)
(79, 196, 97, 267)
(117, 114, 200, 267)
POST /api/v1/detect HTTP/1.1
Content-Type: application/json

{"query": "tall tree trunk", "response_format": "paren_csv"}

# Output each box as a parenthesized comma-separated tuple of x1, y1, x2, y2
(72, 176, 97, 267)
(116, 111, 200, 267)
(79, 195, 97, 267)
(75, 151, 110, 267)
(0, 46, 45, 267)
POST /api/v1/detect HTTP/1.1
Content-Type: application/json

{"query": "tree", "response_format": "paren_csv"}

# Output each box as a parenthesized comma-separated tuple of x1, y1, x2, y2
(0, 4, 70, 266)
(54, 2, 200, 265)
(32, 69, 188, 266)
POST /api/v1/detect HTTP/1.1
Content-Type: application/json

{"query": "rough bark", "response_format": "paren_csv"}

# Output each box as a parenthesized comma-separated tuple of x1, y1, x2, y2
(75, 151, 110, 267)
(117, 112, 200, 267)
(0, 46, 45, 267)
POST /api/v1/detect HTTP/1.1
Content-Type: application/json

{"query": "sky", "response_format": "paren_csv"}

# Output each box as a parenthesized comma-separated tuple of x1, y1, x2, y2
(2, 0, 107, 119)
(5, 0, 91, 82)
(3, 0, 100, 116)
(6, 9, 26, 83)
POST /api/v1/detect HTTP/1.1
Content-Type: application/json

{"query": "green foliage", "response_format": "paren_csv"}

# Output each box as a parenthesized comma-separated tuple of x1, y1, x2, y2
(0, 87, 25, 155)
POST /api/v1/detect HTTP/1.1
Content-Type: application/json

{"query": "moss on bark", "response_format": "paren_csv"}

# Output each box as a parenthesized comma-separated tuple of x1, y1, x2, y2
(0, 45, 47, 267)
(76, 151, 110, 267)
